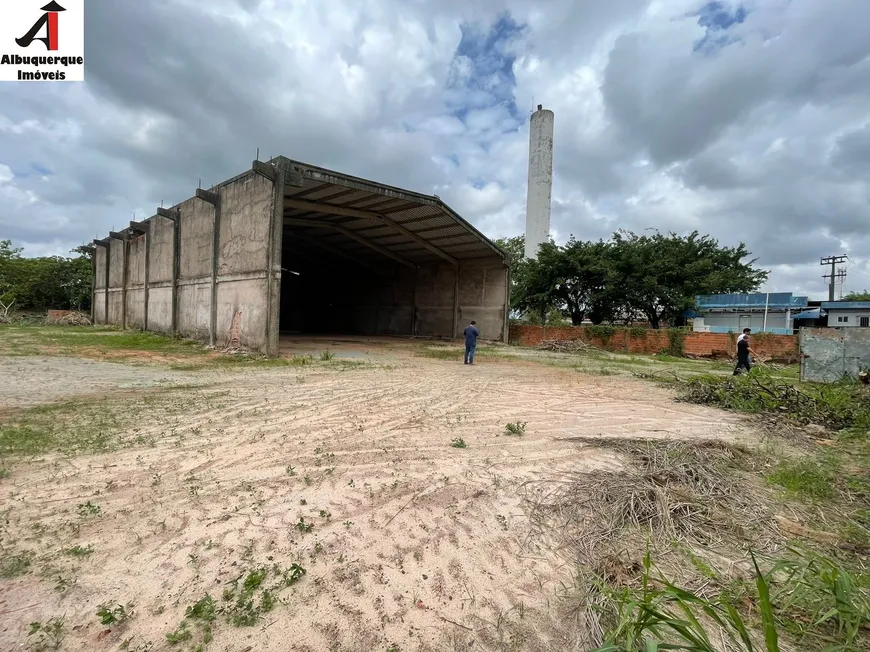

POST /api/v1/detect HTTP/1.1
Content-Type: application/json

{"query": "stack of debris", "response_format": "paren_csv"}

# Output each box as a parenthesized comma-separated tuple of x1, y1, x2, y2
(49, 311, 91, 326)
(537, 339, 600, 353)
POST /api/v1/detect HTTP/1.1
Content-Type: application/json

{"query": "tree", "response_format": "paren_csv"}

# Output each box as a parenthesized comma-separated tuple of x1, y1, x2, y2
(608, 230, 767, 328)
(843, 290, 870, 301)
(515, 239, 613, 325)
(0, 241, 92, 313)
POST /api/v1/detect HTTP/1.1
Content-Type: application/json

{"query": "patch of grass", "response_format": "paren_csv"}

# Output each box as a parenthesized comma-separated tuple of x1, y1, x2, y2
(166, 621, 192, 645)
(0, 387, 207, 457)
(320, 349, 335, 361)
(76, 501, 101, 517)
(0, 550, 34, 578)
(0, 468, 9, 479)
(767, 458, 839, 501)
(295, 517, 314, 533)
(0, 325, 208, 358)
(592, 549, 781, 652)
(504, 421, 527, 436)
(64, 544, 94, 557)
(186, 594, 217, 622)
(451, 437, 468, 449)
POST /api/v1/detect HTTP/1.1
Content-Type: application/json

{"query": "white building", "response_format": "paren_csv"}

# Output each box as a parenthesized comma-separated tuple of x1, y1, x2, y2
(822, 301, 870, 328)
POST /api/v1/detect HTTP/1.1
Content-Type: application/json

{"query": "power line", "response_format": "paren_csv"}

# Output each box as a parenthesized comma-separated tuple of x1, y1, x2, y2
(820, 255, 848, 301)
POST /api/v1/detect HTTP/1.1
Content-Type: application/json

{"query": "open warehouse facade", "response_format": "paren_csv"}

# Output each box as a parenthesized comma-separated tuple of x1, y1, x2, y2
(91, 157, 510, 354)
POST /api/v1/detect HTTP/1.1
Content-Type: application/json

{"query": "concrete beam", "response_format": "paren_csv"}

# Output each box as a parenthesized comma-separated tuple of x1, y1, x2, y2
(157, 207, 179, 221)
(92, 238, 109, 247)
(108, 231, 128, 241)
(129, 220, 149, 235)
(284, 218, 415, 268)
(252, 159, 277, 182)
(284, 198, 458, 266)
(195, 188, 220, 206)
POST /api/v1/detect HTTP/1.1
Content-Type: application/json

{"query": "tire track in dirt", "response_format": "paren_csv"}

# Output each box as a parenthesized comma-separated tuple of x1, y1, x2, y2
(0, 348, 754, 652)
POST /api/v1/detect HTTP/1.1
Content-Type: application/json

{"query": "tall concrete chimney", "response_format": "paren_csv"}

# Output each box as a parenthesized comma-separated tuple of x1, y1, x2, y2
(524, 105, 554, 260)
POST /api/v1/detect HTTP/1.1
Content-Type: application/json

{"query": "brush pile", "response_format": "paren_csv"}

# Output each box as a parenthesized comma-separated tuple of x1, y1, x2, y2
(49, 311, 92, 326)
(677, 374, 870, 432)
(537, 338, 599, 353)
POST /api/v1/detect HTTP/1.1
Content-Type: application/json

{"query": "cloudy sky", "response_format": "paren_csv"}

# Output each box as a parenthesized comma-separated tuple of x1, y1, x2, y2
(1, 0, 869, 298)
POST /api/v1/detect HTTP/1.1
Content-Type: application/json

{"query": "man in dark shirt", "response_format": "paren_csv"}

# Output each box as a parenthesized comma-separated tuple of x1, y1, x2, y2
(733, 328, 755, 375)
(463, 320, 480, 365)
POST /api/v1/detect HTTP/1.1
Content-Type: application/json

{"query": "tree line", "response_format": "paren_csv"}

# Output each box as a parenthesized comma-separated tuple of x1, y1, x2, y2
(0, 240, 92, 315)
(495, 231, 768, 329)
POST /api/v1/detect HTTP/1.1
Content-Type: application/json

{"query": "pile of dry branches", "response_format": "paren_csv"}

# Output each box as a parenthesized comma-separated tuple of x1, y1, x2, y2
(537, 338, 601, 353)
(49, 311, 92, 326)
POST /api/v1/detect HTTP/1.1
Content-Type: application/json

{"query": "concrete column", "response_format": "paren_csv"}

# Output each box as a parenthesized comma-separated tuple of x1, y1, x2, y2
(195, 189, 221, 347)
(524, 105, 555, 260)
(253, 160, 286, 356)
(157, 207, 181, 333)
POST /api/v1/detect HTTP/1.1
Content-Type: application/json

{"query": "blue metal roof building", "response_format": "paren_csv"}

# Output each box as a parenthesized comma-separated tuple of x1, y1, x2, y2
(693, 292, 807, 335)
(695, 293, 808, 310)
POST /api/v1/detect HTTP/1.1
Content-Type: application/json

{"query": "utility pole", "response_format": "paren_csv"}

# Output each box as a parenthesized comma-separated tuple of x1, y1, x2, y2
(821, 255, 848, 301)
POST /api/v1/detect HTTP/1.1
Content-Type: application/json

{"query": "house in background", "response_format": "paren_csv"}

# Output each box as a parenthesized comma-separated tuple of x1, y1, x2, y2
(820, 301, 870, 328)
(690, 293, 808, 335)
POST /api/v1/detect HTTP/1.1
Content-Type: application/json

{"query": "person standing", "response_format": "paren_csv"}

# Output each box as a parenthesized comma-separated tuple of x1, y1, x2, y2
(464, 320, 480, 365)
(733, 328, 755, 375)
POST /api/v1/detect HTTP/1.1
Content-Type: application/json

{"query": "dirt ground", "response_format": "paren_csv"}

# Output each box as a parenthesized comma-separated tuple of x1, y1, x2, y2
(0, 337, 753, 652)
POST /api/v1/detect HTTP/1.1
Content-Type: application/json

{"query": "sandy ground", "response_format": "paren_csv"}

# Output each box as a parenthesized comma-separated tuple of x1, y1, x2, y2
(0, 340, 752, 652)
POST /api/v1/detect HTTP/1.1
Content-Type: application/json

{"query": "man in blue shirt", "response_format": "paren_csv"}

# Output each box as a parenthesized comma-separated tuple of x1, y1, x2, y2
(463, 320, 480, 365)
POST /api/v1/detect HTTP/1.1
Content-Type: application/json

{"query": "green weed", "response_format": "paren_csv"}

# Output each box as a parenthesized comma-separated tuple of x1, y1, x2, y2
(77, 501, 101, 517)
(320, 350, 335, 361)
(27, 617, 66, 651)
(64, 544, 94, 557)
(166, 621, 192, 645)
(0, 551, 34, 578)
(451, 437, 468, 449)
(96, 603, 132, 625)
(295, 517, 314, 533)
(504, 421, 527, 436)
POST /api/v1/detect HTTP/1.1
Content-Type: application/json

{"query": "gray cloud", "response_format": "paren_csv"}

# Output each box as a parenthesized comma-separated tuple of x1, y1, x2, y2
(0, 0, 868, 299)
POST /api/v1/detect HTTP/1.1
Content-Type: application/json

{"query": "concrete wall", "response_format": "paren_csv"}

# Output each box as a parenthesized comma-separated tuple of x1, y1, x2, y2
(93, 245, 107, 324)
(92, 166, 280, 354)
(177, 196, 214, 340)
(801, 328, 870, 382)
(214, 171, 276, 352)
(126, 234, 147, 329)
(415, 263, 457, 337)
(107, 238, 125, 326)
(148, 215, 176, 333)
(511, 325, 800, 362)
(456, 260, 508, 340)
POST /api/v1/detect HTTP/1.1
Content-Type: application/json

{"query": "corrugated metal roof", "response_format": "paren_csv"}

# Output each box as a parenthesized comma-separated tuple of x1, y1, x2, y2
(821, 301, 870, 310)
(696, 293, 808, 310)
(274, 156, 505, 266)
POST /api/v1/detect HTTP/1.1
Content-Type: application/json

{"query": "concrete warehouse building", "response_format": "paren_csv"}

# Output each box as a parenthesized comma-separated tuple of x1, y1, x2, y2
(91, 157, 511, 355)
